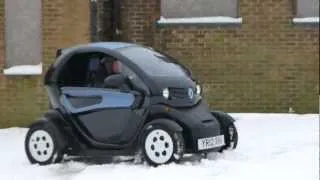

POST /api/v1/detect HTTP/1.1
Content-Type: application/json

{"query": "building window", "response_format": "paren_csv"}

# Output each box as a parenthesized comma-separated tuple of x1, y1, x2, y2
(158, 0, 242, 25)
(3, 0, 42, 75)
(293, 0, 319, 24)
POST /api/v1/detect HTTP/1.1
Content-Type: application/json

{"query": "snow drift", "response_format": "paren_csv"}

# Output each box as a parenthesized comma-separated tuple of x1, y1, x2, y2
(0, 113, 318, 180)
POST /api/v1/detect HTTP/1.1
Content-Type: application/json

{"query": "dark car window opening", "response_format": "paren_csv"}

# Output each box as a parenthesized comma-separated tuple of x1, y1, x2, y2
(57, 52, 115, 88)
(119, 47, 189, 77)
(57, 53, 93, 87)
(57, 52, 146, 92)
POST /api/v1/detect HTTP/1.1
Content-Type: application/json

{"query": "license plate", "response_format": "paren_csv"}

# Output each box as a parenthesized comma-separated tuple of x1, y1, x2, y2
(197, 135, 225, 150)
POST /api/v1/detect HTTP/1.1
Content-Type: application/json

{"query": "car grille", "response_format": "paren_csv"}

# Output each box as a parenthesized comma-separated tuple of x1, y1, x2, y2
(169, 88, 191, 99)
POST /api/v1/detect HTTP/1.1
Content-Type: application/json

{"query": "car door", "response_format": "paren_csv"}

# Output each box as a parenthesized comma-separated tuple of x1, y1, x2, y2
(60, 86, 143, 145)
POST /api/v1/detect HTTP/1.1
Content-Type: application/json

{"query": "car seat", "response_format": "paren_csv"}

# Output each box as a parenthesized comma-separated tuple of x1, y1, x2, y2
(87, 57, 100, 87)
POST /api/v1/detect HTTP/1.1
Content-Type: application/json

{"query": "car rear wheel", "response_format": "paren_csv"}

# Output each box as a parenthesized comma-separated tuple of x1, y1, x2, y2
(25, 121, 65, 165)
(141, 125, 184, 166)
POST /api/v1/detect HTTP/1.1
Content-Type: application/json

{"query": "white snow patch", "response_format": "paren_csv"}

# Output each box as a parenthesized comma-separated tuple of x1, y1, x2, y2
(157, 16, 242, 24)
(293, 17, 319, 23)
(3, 63, 42, 75)
(0, 113, 318, 180)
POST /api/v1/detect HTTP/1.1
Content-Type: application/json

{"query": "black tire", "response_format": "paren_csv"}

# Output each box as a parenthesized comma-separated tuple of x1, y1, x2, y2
(141, 124, 184, 166)
(25, 120, 66, 165)
(212, 111, 238, 152)
(220, 122, 238, 151)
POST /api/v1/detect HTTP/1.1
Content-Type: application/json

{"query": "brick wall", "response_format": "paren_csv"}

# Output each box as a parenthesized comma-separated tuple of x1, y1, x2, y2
(0, 0, 90, 128)
(0, 0, 318, 128)
(101, 0, 319, 113)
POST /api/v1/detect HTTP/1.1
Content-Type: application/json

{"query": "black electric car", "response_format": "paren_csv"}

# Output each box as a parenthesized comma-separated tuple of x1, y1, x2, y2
(24, 42, 238, 166)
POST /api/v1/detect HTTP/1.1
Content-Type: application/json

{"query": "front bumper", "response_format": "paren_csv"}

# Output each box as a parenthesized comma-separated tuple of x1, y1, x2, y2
(155, 102, 223, 153)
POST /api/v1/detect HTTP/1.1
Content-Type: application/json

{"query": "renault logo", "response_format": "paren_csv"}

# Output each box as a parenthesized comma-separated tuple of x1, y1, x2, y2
(188, 88, 194, 99)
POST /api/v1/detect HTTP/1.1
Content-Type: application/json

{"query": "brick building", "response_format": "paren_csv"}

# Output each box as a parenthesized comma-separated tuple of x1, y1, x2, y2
(0, 0, 91, 127)
(0, 0, 319, 128)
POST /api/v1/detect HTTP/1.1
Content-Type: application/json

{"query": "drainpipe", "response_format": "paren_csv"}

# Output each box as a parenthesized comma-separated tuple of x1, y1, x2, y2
(111, 0, 121, 41)
(90, 0, 98, 42)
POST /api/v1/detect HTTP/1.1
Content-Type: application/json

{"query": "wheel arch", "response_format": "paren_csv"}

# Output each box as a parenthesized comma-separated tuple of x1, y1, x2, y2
(39, 110, 72, 149)
(144, 110, 194, 152)
(145, 106, 187, 130)
(211, 111, 238, 151)
(144, 118, 183, 132)
(43, 109, 69, 128)
(211, 111, 235, 126)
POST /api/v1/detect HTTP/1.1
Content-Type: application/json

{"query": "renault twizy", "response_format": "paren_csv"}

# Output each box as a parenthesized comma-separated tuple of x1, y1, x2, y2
(24, 42, 238, 166)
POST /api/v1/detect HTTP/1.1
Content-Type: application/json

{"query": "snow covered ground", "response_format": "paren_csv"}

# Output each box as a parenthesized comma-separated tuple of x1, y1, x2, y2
(0, 113, 318, 180)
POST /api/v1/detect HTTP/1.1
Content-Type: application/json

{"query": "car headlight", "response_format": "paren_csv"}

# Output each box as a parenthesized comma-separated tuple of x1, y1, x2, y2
(162, 88, 170, 99)
(196, 84, 201, 95)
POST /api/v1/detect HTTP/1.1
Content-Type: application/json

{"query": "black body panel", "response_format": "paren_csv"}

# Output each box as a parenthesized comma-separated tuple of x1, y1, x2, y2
(78, 109, 141, 144)
(45, 85, 61, 109)
(211, 111, 236, 123)
(148, 101, 221, 153)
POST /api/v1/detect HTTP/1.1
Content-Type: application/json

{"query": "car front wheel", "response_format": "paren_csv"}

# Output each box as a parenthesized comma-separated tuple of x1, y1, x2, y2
(141, 124, 184, 166)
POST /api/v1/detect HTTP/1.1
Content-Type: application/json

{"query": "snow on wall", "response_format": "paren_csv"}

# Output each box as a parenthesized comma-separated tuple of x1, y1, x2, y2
(157, 16, 243, 24)
(293, 17, 319, 23)
(3, 63, 42, 75)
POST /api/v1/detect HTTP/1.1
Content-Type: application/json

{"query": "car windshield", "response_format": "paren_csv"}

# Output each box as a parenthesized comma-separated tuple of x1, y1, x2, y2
(119, 47, 188, 77)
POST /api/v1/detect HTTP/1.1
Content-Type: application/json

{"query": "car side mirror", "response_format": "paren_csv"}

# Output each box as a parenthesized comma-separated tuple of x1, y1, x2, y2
(104, 74, 126, 89)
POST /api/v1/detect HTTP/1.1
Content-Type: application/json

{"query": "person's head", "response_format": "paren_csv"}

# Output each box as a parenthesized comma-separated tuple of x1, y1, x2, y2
(100, 56, 122, 74)
(111, 60, 122, 74)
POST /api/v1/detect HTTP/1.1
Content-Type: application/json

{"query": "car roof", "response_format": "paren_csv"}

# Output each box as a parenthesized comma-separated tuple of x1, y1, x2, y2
(86, 42, 136, 50)
(58, 42, 137, 56)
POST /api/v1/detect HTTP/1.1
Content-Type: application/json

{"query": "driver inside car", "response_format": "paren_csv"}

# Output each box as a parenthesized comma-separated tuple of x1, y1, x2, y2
(95, 57, 131, 89)
(107, 60, 133, 90)
(89, 56, 111, 87)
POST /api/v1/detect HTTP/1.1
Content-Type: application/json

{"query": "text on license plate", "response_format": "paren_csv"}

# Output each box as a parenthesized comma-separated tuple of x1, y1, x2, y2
(197, 135, 225, 150)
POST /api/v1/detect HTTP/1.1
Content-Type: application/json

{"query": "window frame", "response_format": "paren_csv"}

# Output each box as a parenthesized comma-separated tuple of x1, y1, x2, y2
(293, 0, 319, 25)
(157, 0, 242, 26)
(3, 0, 43, 76)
